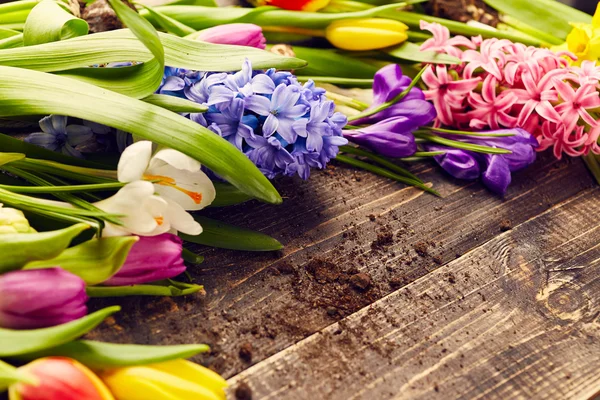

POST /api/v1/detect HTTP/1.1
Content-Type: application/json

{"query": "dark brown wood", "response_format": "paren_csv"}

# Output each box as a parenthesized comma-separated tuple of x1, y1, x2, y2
(89, 153, 595, 387)
(226, 186, 600, 399)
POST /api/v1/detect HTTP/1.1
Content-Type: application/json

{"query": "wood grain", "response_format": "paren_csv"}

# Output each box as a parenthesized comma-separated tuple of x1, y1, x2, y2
(90, 154, 595, 382)
(227, 187, 600, 399)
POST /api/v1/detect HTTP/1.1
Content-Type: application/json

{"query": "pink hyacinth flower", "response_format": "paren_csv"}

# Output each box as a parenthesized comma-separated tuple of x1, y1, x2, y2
(553, 80, 600, 134)
(466, 75, 518, 130)
(584, 124, 600, 154)
(462, 38, 512, 80)
(422, 65, 481, 126)
(538, 121, 588, 158)
(508, 69, 566, 126)
(419, 21, 475, 58)
(568, 60, 600, 86)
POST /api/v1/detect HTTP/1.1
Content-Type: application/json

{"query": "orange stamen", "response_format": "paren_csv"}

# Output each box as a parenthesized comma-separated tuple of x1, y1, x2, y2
(154, 216, 164, 226)
(144, 174, 203, 205)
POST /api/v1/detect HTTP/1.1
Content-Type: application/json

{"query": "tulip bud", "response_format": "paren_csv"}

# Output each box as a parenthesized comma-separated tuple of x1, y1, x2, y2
(9, 357, 115, 400)
(195, 24, 267, 49)
(0, 268, 88, 329)
(0, 206, 35, 234)
(256, 0, 329, 11)
(100, 359, 227, 400)
(103, 233, 186, 286)
(325, 18, 409, 51)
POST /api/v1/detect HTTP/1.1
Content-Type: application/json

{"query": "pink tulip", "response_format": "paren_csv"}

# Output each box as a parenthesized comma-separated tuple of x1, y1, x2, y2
(195, 24, 266, 49)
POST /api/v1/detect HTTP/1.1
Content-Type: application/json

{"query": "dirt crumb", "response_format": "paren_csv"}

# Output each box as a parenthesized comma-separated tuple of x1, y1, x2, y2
(414, 241, 429, 257)
(239, 342, 253, 363)
(499, 219, 512, 232)
(276, 262, 296, 275)
(235, 382, 253, 400)
(371, 230, 394, 251)
(350, 272, 371, 291)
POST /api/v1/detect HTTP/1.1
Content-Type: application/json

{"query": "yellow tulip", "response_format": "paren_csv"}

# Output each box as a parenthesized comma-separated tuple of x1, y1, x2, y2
(325, 18, 409, 51)
(99, 359, 227, 400)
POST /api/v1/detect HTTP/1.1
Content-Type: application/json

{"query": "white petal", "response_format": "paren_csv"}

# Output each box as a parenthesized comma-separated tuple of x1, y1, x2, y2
(149, 148, 201, 172)
(117, 141, 152, 182)
(164, 198, 202, 235)
(148, 164, 216, 210)
(94, 181, 169, 236)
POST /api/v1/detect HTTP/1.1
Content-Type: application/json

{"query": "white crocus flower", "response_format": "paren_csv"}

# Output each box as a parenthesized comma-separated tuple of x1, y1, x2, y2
(115, 141, 215, 235)
(94, 181, 172, 237)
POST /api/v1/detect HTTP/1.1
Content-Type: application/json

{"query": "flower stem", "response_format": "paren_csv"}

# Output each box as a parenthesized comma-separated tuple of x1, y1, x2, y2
(413, 131, 512, 154)
(0, 182, 126, 193)
(335, 154, 440, 196)
(262, 26, 327, 37)
(325, 91, 370, 111)
(339, 145, 423, 182)
(419, 126, 516, 137)
(347, 66, 427, 122)
(583, 153, 600, 186)
(296, 76, 374, 88)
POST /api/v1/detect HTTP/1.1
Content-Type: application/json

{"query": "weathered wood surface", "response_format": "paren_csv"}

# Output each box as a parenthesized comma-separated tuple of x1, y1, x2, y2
(89, 151, 599, 399)
(227, 186, 600, 399)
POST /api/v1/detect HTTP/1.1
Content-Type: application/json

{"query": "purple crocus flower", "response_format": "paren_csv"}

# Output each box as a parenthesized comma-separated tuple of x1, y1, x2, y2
(0, 268, 88, 329)
(103, 233, 186, 286)
(426, 128, 538, 195)
(343, 116, 419, 158)
(351, 64, 437, 126)
(25, 115, 95, 159)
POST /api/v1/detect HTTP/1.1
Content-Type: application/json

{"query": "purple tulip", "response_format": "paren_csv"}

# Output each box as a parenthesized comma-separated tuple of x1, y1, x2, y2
(343, 117, 418, 157)
(103, 233, 186, 286)
(0, 268, 88, 329)
(195, 24, 267, 49)
(350, 64, 437, 126)
(426, 128, 538, 195)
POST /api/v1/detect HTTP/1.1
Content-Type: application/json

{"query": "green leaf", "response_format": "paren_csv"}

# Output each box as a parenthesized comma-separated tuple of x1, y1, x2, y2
(0, 360, 36, 392)
(140, 4, 196, 36)
(180, 216, 283, 251)
(0, 306, 120, 357)
(0, 223, 89, 273)
(211, 182, 253, 207)
(0, 28, 21, 40)
(87, 280, 203, 297)
(484, 0, 591, 40)
(23, 0, 89, 46)
(182, 247, 204, 264)
(385, 41, 460, 64)
(0, 66, 282, 204)
(15, 340, 210, 370)
(0, 30, 306, 98)
(143, 94, 208, 113)
(0, 133, 111, 169)
(0, 152, 25, 167)
(25, 236, 138, 285)
(290, 46, 379, 79)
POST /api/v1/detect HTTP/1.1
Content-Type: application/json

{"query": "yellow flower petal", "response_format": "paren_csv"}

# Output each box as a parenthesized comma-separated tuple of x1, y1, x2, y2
(325, 18, 409, 51)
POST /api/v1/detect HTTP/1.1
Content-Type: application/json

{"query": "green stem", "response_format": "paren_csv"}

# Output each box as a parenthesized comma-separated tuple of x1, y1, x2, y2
(340, 145, 423, 182)
(11, 159, 118, 184)
(181, 248, 204, 264)
(335, 154, 439, 196)
(325, 91, 369, 111)
(296, 76, 374, 88)
(583, 153, 600, 185)
(262, 26, 326, 37)
(499, 15, 562, 46)
(420, 126, 516, 137)
(0, 182, 126, 193)
(347, 66, 426, 122)
(412, 151, 445, 157)
(413, 132, 512, 154)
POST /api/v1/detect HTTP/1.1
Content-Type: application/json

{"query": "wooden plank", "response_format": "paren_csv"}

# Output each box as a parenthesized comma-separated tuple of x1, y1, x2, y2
(89, 154, 595, 379)
(226, 187, 600, 399)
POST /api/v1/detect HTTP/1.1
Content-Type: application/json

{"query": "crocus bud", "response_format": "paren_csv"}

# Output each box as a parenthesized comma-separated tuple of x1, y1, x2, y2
(0, 268, 88, 329)
(0, 206, 35, 234)
(100, 359, 227, 400)
(427, 145, 481, 180)
(9, 357, 115, 400)
(325, 18, 409, 51)
(343, 117, 418, 158)
(257, 0, 329, 11)
(103, 233, 185, 286)
(195, 24, 267, 49)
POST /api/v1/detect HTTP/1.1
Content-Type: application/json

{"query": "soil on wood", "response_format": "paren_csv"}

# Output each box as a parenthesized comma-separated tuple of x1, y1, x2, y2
(425, 0, 500, 26)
